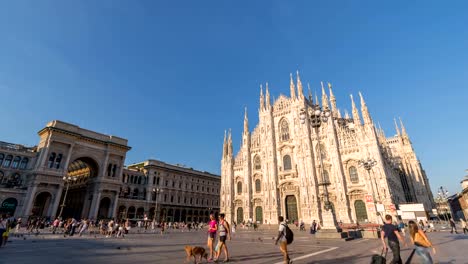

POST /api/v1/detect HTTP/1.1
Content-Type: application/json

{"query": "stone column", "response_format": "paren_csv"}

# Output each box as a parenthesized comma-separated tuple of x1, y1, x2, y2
(49, 185, 64, 219)
(111, 192, 119, 219)
(62, 143, 75, 172)
(88, 190, 102, 220)
(22, 185, 38, 217)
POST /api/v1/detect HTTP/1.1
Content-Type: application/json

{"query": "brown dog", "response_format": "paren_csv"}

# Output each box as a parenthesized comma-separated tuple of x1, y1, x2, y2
(184, 245, 208, 264)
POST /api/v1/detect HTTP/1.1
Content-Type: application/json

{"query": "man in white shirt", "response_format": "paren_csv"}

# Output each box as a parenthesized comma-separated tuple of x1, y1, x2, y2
(275, 216, 291, 264)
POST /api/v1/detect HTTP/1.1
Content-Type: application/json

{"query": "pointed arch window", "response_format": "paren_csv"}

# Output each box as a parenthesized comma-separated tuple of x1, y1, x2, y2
(283, 155, 292, 171)
(254, 156, 261, 170)
(255, 179, 261, 193)
(48, 153, 56, 168)
(237, 182, 242, 194)
(3, 155, 13, 168)
(11, 156, 21, 169)
(0, 154, 4, 166)
(280, 119, 290, 141)
(19, 158, 29, 169)
(349, 166, 359, 183)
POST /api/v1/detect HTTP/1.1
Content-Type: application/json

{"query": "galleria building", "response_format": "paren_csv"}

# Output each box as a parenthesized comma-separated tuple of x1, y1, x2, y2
(220, 73, 434, 225)
(0, 121, 220, 222)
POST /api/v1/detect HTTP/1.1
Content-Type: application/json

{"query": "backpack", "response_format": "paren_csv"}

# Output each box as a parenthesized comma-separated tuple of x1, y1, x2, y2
(282, 224, 294, 244)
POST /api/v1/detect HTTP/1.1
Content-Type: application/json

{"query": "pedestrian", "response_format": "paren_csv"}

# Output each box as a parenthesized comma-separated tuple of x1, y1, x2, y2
(310, 220, 317, 234)
(0, 215, 7, 248)
(52, 218, 60, 234)
(460, 218, 468, 234)
(79, 219, 89, 237)
(449, 218, 458, 234)
(214, 213, 231, 262)
(207, 214, 218, 261)
(381, 214, 405, 264)
(408, 220, 436, 264)
(275, 216, 291, 264)
(398, 221, 406, 237)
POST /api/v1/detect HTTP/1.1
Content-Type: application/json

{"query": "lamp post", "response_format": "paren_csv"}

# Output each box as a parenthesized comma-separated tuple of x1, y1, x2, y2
(152, 188, 162, 222)
(358, 158, 379, 222)
(299, 104, 336, 229)
(58, 176, 77, 219)
(436, 186, 450, 224)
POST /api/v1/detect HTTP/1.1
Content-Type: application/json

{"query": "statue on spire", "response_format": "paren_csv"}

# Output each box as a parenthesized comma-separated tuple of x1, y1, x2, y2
(259, 84, 265, 110)
(394, 118, 401, 137)
(350, 94, 362, 125)
(321, 81, 330, 109)
(358, 92, 372, 124)
(296, 71, 304, 99)
(307, 83, 313, 103)
(265, 82, 271, 109)
(328, 82, 337, 115)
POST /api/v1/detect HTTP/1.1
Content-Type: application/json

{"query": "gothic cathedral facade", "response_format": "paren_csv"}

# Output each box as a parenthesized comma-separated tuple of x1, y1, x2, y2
(220, 73, 434, 225)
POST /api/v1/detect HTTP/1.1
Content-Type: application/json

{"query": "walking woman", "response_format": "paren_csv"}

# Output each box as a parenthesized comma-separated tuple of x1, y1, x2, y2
(207, 214, 218, 261)
(408, 220, 436, 264)
(214, 213, 231, 262)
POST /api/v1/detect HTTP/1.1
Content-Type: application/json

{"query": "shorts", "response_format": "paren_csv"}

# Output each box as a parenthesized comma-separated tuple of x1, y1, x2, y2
(0, 228, 5, 237)
(219, 235, 227, 243)
(208, 232, 216, 239)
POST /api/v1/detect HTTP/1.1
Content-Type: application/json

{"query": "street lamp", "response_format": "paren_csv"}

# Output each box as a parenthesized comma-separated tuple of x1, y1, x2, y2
(436, 186, 450, 224)
(152, 188, 162, 222)
(299, 104, 333, 213)
(358, 158, 378, 201)
(58, 176, 77, 219)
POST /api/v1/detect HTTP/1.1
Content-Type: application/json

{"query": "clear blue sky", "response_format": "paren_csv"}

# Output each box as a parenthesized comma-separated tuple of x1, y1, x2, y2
(0, 1, 467, 196)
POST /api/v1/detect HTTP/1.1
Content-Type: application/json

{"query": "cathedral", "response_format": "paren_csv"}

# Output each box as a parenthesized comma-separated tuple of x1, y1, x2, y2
(220, 72, 434, 226)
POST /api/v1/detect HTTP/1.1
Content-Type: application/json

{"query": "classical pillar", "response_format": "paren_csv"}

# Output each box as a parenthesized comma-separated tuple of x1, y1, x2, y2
(61, 143, 75, 173)
(101, 149, 110, 178)
(22, 185, 38, 217)
(88, 190, 102, 220)
(49, 185, 64, 219)
(111, 192, 119, 219)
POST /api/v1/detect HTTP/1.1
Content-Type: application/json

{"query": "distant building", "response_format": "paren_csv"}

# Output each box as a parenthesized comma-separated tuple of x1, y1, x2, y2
(0, 120, 220, 222)
(220, 73, 434, 225)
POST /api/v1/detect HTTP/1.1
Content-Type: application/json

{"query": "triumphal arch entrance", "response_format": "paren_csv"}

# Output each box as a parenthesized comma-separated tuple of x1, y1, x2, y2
(21, 121, 131, 220)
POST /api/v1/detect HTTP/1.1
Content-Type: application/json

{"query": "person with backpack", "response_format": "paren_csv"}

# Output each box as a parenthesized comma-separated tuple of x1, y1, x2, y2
(275, 216, 293, 264)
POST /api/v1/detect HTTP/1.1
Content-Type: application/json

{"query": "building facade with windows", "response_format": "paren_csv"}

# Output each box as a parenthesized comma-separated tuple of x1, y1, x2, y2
(220, 73, 434, 225)
(0, 120, 220, 222)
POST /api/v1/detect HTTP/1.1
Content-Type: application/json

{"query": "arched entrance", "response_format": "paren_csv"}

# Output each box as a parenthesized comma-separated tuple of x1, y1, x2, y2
(0, 198, 18, 215)
(136, 207, 145, 219)
(285, 195, 298, 222)
(118, 206, 126, 220)
(58, 157, 99, 219)
(32, 192, 52, 217)
(175, 209, 181, 222)
(255, 206, 263, 224)
(98, 197, 111, 219)
(236, 207, 243, 224)
(354, 200, 368, 222)
(127, 206, 136, 219)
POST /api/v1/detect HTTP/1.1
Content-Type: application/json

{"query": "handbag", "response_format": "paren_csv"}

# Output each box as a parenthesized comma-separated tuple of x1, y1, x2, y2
(414, 232, 431, 248)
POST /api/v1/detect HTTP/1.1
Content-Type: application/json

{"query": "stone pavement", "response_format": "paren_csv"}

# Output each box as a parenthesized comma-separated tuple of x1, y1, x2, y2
(0, 228, 466, 264)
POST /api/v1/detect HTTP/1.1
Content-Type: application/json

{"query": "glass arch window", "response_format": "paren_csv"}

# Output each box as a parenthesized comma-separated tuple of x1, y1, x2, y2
(349, 166, 359, 183)
(54, 154, 63, 169)
(255, 179, 261, 192)
(254, 156, 261, 170)
(280, 119, 290, 141)
(11, 156, 21, 169)
(283, 155, 292, 171)
(3, 155, 13, 168)
(19, 158, 29, 169)
(237, 182, 242, 194)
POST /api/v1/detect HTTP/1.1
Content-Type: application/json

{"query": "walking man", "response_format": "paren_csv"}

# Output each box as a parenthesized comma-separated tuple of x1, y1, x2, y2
(460, 218, 467, 234)
(449, 218, 458, 234)
(275, 216, 291, 264)
(381, 215, 405, 264)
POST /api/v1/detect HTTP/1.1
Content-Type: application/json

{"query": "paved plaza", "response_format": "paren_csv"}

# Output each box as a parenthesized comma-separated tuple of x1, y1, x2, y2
(0, 228, 467, 264)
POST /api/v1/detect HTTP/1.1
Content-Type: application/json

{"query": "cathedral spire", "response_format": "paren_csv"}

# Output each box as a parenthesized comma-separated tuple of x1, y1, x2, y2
(244, 107, 249, 134)
(290, 73, 296, 99)
(336, 108, 342, 118)
(222, 130, 227, 158)
(328, 82, 337, 114)
(259, 84, 264, 110)
(307, 83, 313, 103)
(344, 109, 350, 119)
(358, 91, 372, 124)
(399, 117, 408, 137)
(265, 82, 271, 109)
(227, 129, 233, 157)
(350, 94, 362, 125)
(321, 82, 330, 109)
(394, 118, 401, 137)
(296, 71, 304, 100)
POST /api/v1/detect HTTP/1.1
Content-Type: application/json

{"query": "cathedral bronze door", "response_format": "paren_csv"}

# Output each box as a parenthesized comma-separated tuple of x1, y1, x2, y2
(237, 207, 243, 224)
(354, 200, 368, 222)
(285, 195, 298, 222)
